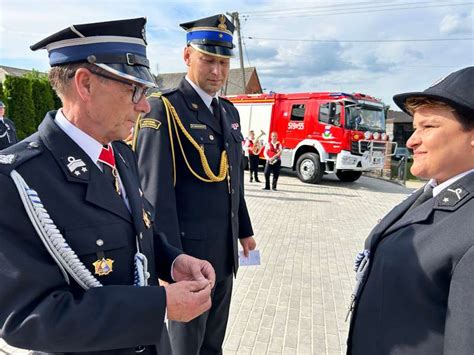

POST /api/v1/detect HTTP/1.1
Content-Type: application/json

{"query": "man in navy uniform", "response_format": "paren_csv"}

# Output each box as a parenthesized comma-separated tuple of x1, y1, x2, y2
(0, 18, 216, 354)
(0, 101, 18, 150)
(134, 14, 256, 355)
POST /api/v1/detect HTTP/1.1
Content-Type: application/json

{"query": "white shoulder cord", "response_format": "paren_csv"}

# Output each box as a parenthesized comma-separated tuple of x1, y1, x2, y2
(10, 169, 150, 289)
(10, 170, 102, 289)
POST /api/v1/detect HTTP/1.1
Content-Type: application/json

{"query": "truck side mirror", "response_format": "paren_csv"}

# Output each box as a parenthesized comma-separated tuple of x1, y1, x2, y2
(328, 102, 341, 126)
(329, 102, 336, 120)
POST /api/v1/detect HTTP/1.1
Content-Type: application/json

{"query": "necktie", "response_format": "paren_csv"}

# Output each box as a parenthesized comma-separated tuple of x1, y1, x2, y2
(407, 184, 433, 213)
(98, 145, 121, 195)
(211, 98, 221, 123)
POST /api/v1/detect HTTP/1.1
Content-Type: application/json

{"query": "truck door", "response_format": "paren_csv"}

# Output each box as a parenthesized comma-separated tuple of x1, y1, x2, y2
(274, 101, 308, 149)
(314, 101, 345, 153)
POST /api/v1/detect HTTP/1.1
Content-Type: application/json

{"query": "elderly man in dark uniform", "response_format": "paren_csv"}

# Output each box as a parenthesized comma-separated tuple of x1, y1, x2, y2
(0, 18, 216, 354)
(134, 14, 256, 355)
(0, 101, 18, 150)
(347, 66, 474, 354)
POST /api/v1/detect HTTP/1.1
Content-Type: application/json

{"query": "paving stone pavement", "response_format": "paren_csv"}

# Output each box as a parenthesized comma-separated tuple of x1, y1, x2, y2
(0, 171, 414, 355)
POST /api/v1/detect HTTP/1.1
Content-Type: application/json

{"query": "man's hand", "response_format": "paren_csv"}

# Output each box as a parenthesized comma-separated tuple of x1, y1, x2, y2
(239, 236, 256, 257)
(165, 280, 212, 322)
(172, 254, 216, 289)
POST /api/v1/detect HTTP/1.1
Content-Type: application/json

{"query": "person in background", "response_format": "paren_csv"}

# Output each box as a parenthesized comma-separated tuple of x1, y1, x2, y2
(0, 100, 18, 150)
(134, 14, 256, 355)
(347, 66, 474, 355)
(263, 131, 282, 191)
(0, 18, 215, 354)
(243, 130, 262, 182)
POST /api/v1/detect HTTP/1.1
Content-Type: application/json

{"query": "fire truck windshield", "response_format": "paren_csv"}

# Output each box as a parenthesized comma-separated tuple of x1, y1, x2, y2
(345, 105, 385, 132)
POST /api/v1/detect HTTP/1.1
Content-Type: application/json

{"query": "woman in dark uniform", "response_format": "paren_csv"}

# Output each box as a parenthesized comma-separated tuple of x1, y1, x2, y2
(347, 66, 474, 355)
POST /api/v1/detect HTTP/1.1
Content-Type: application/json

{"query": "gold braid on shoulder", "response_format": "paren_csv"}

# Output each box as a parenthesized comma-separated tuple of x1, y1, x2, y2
(132, 92, 228, 186)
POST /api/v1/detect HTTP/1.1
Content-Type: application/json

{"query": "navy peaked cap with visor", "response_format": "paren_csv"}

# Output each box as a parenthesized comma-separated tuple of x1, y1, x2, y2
(393, 66, 474, 119)
(30, 17, 156, 87)
(180, 14, 235, 58)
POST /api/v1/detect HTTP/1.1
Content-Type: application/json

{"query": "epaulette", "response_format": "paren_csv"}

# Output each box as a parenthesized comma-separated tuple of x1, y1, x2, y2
(147, 87, 177, 100)
(0, 138, 43, 175)
(161, 87, 178, 96)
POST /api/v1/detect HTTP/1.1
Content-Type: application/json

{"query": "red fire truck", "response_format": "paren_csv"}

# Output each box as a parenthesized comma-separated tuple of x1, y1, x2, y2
(228, 92, 396, 184)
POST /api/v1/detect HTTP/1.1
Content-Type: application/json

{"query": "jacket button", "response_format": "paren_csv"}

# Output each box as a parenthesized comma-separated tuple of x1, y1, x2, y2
(139, 233, 143, 240)
(209, 135, 214, 141)
(231, 212, 235, 218)
(232, 188, 235, 194)
(225, 142, 229, 148)
(96, 239, 104, 246)
(181, 232, 185, 237)
(28, 141, 40, 149)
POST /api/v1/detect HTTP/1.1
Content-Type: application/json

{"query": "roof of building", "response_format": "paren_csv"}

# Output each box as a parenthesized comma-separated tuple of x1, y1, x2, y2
(387, 109, 413, 124)
(0, 65, 47, 82)
(155, 67, 261, 95)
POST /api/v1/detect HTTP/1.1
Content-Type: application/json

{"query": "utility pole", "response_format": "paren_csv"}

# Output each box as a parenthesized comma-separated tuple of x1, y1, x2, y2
(227, 11, 246, 94)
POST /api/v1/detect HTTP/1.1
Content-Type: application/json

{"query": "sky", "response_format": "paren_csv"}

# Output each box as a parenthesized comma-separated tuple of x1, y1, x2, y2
(0, 0, 473, 109)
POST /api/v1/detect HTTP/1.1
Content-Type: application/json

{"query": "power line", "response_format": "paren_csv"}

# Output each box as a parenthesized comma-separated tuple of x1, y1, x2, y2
(241, 2, 474, 19)
(246, 36, 474, 43)
(242, 0, 396, 14)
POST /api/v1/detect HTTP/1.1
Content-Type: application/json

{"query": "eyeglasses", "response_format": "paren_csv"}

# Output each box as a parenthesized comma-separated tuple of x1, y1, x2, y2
(90, 71, 149, 104)
(88, 70, 150, 104)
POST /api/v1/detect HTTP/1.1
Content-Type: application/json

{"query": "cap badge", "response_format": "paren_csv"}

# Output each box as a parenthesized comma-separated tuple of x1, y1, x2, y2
(218, 15, 227, 31)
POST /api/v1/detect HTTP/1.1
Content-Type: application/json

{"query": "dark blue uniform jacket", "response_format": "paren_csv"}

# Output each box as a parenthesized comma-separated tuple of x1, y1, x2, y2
(135, 78, 253, 281)
(0, 112, 181, 354)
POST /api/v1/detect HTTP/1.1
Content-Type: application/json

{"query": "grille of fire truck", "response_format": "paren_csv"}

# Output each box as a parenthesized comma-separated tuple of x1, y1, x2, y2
(351, 141, 387, 156)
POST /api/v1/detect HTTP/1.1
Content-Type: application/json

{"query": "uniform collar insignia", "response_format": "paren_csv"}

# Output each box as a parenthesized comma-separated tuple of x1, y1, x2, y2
(435, 183, 470, 211)
(63, 155, 90, 180)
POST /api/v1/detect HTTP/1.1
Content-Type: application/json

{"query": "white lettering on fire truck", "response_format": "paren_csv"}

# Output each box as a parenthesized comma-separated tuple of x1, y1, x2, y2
(288, 121, 305, 130)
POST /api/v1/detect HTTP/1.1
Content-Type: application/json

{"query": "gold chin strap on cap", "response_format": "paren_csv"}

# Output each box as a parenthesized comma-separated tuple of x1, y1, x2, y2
(133, 92, 228, 186)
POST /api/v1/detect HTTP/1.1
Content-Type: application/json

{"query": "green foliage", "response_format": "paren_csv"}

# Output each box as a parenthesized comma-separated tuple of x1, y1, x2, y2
(3, 76, 36, 140)
(31, 80, 56, 126)
(0, 82, 5, 104)
(2, 69, 62, 140)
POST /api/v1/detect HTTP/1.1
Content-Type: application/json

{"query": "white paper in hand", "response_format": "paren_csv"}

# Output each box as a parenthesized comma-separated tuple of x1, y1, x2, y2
(239, 250, 261, 266)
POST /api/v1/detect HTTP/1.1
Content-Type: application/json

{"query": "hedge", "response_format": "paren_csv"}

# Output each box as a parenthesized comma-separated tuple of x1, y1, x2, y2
(2, 72, 60, 140)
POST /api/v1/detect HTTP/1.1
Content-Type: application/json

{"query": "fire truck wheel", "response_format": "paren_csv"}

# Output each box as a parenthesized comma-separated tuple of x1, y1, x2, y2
(296, 152, 324, 184)
(336, 170, 362, 182)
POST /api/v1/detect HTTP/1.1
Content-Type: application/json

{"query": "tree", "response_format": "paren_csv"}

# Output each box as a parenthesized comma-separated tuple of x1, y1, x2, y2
(3, 76, 36, 140)
(31, 79, 56, 127)
(0, 82, 5, 104)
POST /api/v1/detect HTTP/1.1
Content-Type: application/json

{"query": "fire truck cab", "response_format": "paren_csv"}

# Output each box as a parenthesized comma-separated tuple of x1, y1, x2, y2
(228, 92, 396, 184)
